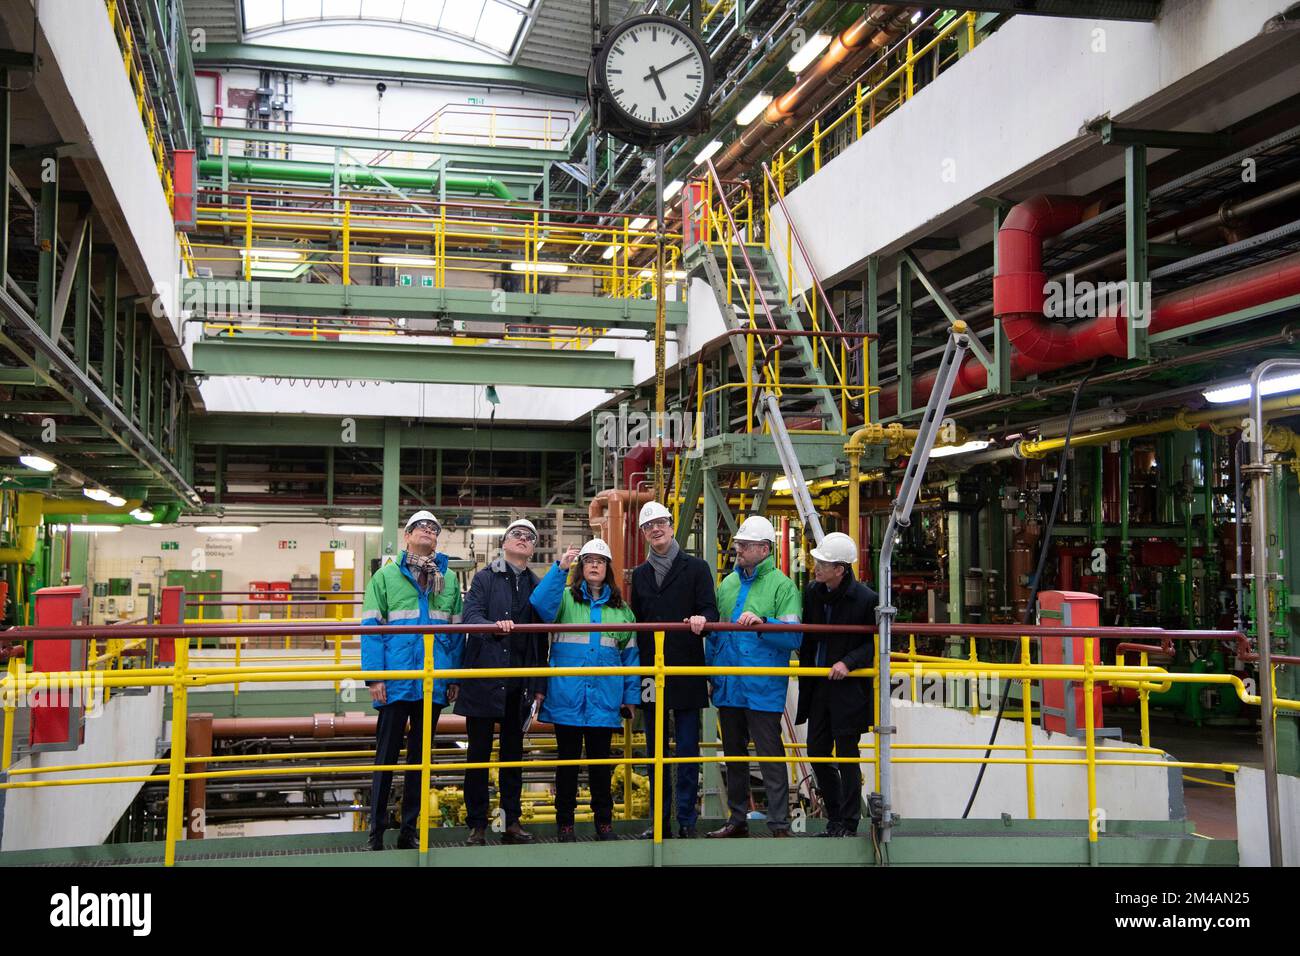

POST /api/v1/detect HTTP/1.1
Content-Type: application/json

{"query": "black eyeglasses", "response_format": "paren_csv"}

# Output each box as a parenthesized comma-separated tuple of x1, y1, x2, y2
(409, 520, 439, 533)
(507, 529, 537, 543)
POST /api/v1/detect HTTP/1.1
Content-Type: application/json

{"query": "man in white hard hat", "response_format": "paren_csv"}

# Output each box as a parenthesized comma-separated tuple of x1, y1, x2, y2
(795, 531, 878, 837)
(705, 514, 802, 838)
(627, 500, 718, 839)
(456, 517, 547, 846)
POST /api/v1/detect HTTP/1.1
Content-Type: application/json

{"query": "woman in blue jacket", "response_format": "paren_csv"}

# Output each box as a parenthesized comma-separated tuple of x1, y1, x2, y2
(530, 538, 640, 842)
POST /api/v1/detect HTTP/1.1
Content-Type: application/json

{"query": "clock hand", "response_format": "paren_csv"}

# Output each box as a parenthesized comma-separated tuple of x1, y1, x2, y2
(642, 53, 695, 81)
(646, 63, 667, 102)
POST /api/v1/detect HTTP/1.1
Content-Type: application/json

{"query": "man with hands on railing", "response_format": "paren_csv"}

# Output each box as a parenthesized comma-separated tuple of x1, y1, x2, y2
(795, 532, 878, 838)
(455, 517, 548, 847)
(628, 500, 718, 840)
(706, 515, 803, 839)
(360, 510, 464, 851)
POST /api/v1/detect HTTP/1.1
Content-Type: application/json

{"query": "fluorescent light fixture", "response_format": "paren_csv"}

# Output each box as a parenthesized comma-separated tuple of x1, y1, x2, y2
(195, 525, 260, 534)
(629, 217, 651, 230)
(930, 439, 993, 459)
(911, 10, 923, 23)
(377, 255, 437, 267)
(105, 495, 127, 508)
(601, 245, 620, 260)
(770, 476, 791, 493)
(130, 508, 155, 522)
(694, 140, 724, 165)
(68, 524, 122, 534)
(787, 32, 832, 73)
(19, 454, 56, 472)
(240, 248, 303, 261)
(638, 269, 688, 281)
(83, 487, 112, 502)
(1203, 371, 1300, 405)
(663, 180, 684, 200)
(736, 93, 774, 126)
(510, 261, 569, 274)
(471, 527, 509, 536)
(149, 523, 163, 528)
(338, 524, 384, 533)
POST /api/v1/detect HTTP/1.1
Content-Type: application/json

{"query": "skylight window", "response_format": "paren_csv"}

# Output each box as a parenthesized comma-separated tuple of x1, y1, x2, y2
(241, 0, 536, 59)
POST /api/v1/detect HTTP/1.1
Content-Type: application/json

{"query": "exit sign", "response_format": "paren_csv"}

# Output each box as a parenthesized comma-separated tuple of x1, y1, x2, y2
(399, 274, 413, 286)
(278, 540, 297, 550)
(467, 96, 485, 105)
(421, 275, 434, 287)
(330, 539, 348, 549)
(161, 541, 179, 551)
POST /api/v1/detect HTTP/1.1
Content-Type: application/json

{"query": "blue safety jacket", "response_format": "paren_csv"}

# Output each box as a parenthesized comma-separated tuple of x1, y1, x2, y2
(529, 562, 640, 729)
(360, 551, 464, 708)
(707, 554, 802, 712)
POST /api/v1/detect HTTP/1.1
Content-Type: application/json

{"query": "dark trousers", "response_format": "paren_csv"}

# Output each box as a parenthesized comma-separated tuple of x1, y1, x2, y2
(718, 706, 790, 830)
(554, 724, 615, 827)
(370, 700, 441, 841)
(641, 705, 701, 829)
(805, 680, 863, 830)
(464, 679, 527, 830)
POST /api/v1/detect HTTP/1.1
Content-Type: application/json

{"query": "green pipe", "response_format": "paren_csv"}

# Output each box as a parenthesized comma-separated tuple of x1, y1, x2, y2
(200, 157, 514, 200)
(50, 503, 184, 526)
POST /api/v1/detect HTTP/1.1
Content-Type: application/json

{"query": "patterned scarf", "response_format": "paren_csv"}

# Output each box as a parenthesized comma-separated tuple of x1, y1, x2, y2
(406, 552, 444, 594)
(648, 539, 679, 587)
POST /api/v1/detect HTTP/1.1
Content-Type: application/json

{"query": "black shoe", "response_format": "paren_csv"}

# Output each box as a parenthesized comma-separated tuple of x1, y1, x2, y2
(705, 821, 749, 839)
(769, 828, 793, 838)
(395, 833, 418, 850)
(502, 822, 536, 845)
(838, 823, 859, 837)
(638, 825, 673, 840)
(678, 826, 698, 839)
(367, 834, 385, 851)
(817, 821, 846, 838)
(465, 827, 487, 847)
(557, 824, 577, 843)
(595, 823, 616, 841)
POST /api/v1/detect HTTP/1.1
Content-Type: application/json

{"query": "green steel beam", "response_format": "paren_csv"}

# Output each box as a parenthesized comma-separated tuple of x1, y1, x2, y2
(382, 419, 400, 559)
(181, 280, 685, 331)
(102, 254, 117, 403)
(0, 68, 8, 284)
(190, 414, 589, 451)
(191, 338, 634, 389)
(1126, 143, 1150, 360)
(871, 1, 1162, 19)
(195, 44, 587, 96)
(202, 125, 568, 170)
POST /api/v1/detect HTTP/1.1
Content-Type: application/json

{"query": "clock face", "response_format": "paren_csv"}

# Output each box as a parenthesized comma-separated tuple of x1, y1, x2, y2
(597, 16, 711, 133)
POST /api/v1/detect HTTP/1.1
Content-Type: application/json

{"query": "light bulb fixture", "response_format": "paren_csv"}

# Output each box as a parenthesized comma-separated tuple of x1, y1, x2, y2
(786, 33, 832, 73)
(68, 525, 122, 533)
(19, 454, 56, 472)
(509, 261, 569, 274)
(601, 245, 620, 260)
(629, 217, 651, 230)
(470, 527, 509, 536)
(195, 525, 260, 534)
(663, 180, 684, 200)
(377, 255, 437, 267)
(736, 93, 774, 126)
(105, 495, 127, 508)
(83, 487, 112, 502)
(694, 140, 724, 165)
(130, 508, 155, 522)
(930, 439, 993, 459)
(1203, 371, 1300, 405)
(337, 524, 384, 533)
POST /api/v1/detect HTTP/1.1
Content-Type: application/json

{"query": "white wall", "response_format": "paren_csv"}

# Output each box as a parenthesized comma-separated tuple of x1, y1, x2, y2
(771, 0, 1300, 286)
(1, 688, 165, 852)
(1235, 767, 1299, 866)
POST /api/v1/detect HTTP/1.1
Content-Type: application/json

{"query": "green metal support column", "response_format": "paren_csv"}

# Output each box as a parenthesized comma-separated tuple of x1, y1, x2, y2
(865, 258, 879, 423)
(896, 258, 913, 417)
(152, 341, 165, 448)
(36, 166, 58, 363)
(703, 466, 719, 580)
(434, 448, 442, 508)
(214, 445, 224, 505)
(138, 320, 152, 431)
(947, 481, 966, 626)
(382, 419, 401, 559)
(991, 204, 1012, 394)
(0, 68, 9, 284)
(539, 450, 548, 505)
(123, 311, 137, 419)
(73, 222, 92, 372)
(1279, 469, 1300, 775)
(574, 451, 584, 507)
(325, 445, 334, 507)
(102, 255, 118, 402)
(1125, 144, 1150, 360)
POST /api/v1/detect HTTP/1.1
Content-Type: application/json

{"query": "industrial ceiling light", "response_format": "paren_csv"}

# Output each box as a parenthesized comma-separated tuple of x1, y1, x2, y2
(470, 527, 509, 536)
(911, 10, 923, 23)
(930, 439, 993, 459)
(663, 179, 685, 200)
(83, 487, 112, 502)
(601, 245, 620, 260)
(19, 454, 56, 472)
(694, 140, 725, 165)
(638, 269, 688, 280)
(338, 524, 384, 533)
(105, 495, 127, 508)
(510, 261, 569, 274)
(629, 217, 651, 230)
(786, 32, 832, 73)
(195, 525, 260, 534)
(377, 255, 437, 267)
(1203, 371, 1300, 404)
(736, 93, 774, 126)
(68, 525, 122, 533)
(240, 248, 304, 261)
(130, 508, 155, 522)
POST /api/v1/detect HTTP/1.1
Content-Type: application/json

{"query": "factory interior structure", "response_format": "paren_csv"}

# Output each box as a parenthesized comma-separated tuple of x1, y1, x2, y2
(0, 0, 1299, 871)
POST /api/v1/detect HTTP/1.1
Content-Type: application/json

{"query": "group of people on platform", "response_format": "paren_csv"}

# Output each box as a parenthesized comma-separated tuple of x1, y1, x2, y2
(360, 502, 878, 849)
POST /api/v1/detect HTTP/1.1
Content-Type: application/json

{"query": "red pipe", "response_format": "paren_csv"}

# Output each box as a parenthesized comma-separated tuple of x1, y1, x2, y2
(881, 189, 1300, 413)
(196, 70, 223, 127)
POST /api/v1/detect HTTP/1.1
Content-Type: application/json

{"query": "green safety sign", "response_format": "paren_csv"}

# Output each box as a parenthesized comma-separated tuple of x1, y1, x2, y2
(161, 541, 179, 550)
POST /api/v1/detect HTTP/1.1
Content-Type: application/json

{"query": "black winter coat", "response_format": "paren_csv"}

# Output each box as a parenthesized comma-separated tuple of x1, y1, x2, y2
(628, 549, 719, 711)
(454, 555, 549, 718)
(795, 571, 879, 736)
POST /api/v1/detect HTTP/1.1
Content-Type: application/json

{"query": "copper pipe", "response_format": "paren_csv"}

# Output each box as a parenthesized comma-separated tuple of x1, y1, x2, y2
(208, 713, 558, 739)
(186, 713, 214, 840)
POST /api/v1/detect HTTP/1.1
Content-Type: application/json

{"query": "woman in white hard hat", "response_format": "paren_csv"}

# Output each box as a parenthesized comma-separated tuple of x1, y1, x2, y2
(530, 538, 640, 842)
(795, 531, 878, 837)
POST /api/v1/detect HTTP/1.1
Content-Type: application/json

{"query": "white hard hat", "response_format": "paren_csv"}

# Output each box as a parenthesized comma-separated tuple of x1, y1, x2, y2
(578, 538, 613, 561)
(810, 531, 857, 565)
(503, 518, 537, 537)
(733, 515, 776, 543)
(638, 500, 672, 527)
(405, 510, 441, 532)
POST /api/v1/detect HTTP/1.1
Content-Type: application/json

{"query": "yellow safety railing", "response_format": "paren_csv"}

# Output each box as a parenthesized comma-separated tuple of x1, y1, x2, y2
(104, 0, 175, 208)
(771, 12, 980, 186)
(3, 621, 1290, 864)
